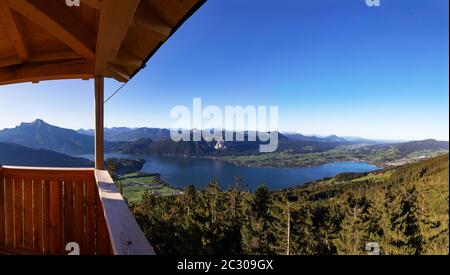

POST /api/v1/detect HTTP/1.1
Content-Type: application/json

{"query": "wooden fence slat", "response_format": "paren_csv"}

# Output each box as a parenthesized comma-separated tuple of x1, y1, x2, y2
(74, 181, 86, 254)
(33, 180, 43, 252)
(94, 170, 154, 255)
(43, 180, 51, 254)
(86, 179, 96, 255)
(4, 177, 14, 248)
(0, 167, 124, 255)
(64, 181, 74, 246)
(0, 176, 5, 247)
(49, 181, 63, 255)
(23, 179, 33, 249)
(14, 179, 24, 249)
(96, 195, 110, 255)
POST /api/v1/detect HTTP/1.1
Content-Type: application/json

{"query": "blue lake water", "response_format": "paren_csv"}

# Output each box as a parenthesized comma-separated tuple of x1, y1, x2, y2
(80, 154, 379, 191)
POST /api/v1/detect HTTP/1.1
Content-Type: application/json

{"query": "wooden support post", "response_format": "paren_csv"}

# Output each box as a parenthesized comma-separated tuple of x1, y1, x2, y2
(95, 76, 104, 170)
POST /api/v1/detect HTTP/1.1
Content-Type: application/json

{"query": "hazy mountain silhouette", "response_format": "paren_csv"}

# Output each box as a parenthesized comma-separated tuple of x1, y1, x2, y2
(0, 119, 94, 155)
(0, 142, 92, 167)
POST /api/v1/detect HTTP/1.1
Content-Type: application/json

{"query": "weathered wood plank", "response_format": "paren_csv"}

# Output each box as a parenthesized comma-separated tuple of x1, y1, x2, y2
(1, 167, 151, 255)
(0, 173, 5, 247)
(23, 179, 33, 249)
(4, 177, 14, 247)
(49, 180, 63, 254)
(33, 180, 43, 252)
(83, 0, 103, 10)
(0, 0, 30, 60)
(64, 181, 74, 247)
(96, 193, 110, 255)
(14, 178, 23, 248)
(1, 167, 94, 179)
(94, 76, 104, 170)
(74, 181, 86, 254)
(7, 0, 96, 60)
(95, 170, 154, 255)
(86, 179, 96, 255)
(43, 180, 50, 254)
(95, 0, 140, 75)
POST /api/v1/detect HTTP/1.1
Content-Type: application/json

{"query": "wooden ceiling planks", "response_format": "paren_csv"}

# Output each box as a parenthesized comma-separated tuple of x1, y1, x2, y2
(0, 0, 205, 86)
(0, 0, 30, 61)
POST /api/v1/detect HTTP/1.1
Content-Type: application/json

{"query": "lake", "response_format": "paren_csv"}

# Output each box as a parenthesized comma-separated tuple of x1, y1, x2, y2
(80, 153, 379, 191)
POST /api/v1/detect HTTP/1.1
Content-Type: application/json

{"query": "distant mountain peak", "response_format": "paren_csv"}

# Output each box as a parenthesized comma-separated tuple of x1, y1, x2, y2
(0, 119, 94, 155)
(32, 118, 46, 124)
(21, 119, 48, 127)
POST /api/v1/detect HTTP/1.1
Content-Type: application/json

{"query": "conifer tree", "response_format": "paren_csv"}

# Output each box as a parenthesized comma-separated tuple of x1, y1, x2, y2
(334, 196, 369, 255)
(241, 184, 275, 255)
(290, 200, 317, 255)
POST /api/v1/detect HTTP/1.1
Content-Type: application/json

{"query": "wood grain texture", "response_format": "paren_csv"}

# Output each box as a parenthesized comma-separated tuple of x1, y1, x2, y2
(0, 0, 205, 84)
(1, 166, 150, 255)
(95, 170, 154, 255)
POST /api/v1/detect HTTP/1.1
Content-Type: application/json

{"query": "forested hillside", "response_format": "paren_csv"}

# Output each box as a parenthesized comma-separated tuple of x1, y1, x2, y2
(0, 142, 92, 167)
(133, 154, 449, 255)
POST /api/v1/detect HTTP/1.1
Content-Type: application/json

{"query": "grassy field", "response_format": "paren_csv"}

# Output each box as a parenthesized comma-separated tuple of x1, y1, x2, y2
(350, 170, 393, 183)
(221, 148, 362, 167)
(117, 172, 183, 203)
(221, 147, 449, 168)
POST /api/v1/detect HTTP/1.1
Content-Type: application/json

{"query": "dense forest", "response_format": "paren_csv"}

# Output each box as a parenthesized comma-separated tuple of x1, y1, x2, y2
(132, 154, 449, 255)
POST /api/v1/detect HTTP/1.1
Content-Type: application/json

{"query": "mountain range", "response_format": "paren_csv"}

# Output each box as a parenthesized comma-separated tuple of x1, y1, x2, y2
(0, 119, 95, 155)
(0, 141, 91, 167)
(0, 119, 448, 167)
(79, 127, 373, 144)
(78, 127, 171, 142)
(0, 119, 369, 156)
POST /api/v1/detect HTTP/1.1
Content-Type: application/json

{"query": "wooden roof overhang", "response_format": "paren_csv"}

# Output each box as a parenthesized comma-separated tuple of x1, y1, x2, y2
(0, 0, 205, 86)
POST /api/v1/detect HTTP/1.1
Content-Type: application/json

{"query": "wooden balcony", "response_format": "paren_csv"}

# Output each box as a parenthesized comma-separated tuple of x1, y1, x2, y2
(0, 0, 205, 256)
(0, 166, 154, 255)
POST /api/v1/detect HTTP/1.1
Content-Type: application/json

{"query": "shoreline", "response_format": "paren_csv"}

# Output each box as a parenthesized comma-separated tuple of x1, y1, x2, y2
(108, 151, 384, 169)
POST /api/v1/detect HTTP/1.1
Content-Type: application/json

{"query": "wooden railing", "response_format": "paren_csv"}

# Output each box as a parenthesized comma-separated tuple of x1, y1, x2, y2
(0, 166, 154, 255)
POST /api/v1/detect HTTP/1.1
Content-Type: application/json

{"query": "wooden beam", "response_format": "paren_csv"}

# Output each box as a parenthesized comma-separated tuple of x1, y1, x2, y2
(82, 0, 103, 10)
(112, 48, 143, 68)
(31, 51, 82, 63)
(7, 0, 96, 60)
(94, 76, 104, 170)
(95, 0, 140, 75)
(107, 64, 129, 82)
(0, 51, 81, 69)
(94, 170, 155, 255)
(0, 57, 22, 67)
(132, 7, 172, 37)
(0, 0, 30, 61)
(0, 60, 94, 85)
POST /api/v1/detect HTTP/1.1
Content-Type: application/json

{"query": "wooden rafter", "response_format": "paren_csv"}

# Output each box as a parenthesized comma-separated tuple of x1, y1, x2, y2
(95, 0, 140, 75)
(0, 59, 94, 85)
(7, 0, 96, 60)
(83, 0, 103, 10)
(0, 0, 205, 84)
(0, 51, 82, 68)
(132, 6, 172, 38)
(112, 48, 143, 68)
(0, 57, 22, 67)
(0, 0, 30, 61)
(31, 51, 82, 63)
(107, 64, 130, 82)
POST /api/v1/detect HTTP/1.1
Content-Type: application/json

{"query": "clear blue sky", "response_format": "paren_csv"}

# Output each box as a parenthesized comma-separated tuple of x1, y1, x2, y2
(0, 0, 448, 140)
